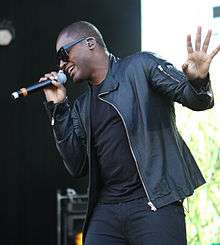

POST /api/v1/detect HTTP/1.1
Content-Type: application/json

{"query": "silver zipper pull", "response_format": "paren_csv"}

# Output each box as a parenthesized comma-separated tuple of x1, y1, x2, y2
(51, 117, 55, 126)
(157, 65, 163, 71)
(148, 201, 157, 211)
(207, 91, 213, 98)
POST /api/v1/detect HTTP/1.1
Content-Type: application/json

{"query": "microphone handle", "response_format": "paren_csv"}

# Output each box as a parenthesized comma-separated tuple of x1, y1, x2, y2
(11, 70, 67, 100)
(26, 79, 52, 93)
(12, 79, 55, 99)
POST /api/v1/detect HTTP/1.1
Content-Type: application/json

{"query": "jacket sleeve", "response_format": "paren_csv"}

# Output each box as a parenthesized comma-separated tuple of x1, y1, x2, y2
(141, 52, 214, 111)
(44, 98, 88, 178)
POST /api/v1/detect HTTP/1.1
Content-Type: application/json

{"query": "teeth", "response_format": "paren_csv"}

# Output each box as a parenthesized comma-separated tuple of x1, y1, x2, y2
(70, 69, 75, 77)
(68, 66, 73, 74)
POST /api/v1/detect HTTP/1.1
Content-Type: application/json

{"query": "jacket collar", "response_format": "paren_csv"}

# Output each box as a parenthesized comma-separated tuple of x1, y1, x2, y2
(89, 53, 120, 96)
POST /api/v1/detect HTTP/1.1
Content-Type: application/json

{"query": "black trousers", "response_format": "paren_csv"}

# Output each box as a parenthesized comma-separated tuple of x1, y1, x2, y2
(84, 197, 187, 245)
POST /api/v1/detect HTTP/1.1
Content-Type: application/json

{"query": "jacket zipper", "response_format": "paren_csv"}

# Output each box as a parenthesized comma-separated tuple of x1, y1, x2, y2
(51, 104, 58, 126)
(98, 92, 157, 211)
(157, 64, 182, 83)
(158, 64, 213, 99)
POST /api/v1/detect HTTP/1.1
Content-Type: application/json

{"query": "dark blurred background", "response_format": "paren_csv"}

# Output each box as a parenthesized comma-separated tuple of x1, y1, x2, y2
(0, 0, 141, 244)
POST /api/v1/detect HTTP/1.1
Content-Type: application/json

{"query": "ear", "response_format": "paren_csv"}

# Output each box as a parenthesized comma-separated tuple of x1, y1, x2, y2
(86, 37, 96, 50)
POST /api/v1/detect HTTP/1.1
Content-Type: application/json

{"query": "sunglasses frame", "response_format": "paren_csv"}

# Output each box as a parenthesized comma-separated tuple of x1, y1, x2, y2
(56, 37, 87, 64)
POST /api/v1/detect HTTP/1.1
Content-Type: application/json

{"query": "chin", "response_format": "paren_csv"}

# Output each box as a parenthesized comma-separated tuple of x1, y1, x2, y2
(71, 73, 78, 82)
(72, 72, 88, 83)
(72, 75, 85, 84)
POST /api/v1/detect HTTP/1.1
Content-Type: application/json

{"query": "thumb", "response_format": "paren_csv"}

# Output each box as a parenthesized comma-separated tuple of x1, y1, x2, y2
(182, 62, 189, 74)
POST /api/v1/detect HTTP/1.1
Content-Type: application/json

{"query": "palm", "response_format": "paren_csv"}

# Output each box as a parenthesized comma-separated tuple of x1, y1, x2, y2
(186, 51, 210, 79)
(182, 26, 220, 80)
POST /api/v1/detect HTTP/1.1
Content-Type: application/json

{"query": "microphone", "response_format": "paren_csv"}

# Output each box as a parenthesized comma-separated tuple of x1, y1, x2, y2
(11, 70, 67, 100)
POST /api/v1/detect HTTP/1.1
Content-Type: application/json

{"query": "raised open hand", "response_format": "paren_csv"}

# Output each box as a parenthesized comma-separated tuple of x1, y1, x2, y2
(182, 26, 220, 80)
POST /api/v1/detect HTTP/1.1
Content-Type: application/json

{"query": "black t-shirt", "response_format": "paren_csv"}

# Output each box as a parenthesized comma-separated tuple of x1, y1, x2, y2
(90, 81, 145, 203)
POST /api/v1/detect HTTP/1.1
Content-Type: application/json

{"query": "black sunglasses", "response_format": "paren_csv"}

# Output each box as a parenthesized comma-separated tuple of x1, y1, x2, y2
(56, 37, 87, 64)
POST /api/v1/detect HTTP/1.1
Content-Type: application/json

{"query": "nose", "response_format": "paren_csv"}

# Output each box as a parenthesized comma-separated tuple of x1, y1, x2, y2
(59, 60, 67, 69)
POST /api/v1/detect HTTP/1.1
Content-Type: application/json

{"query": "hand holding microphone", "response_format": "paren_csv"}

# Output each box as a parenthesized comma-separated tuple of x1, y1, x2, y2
(39, 71, 67, 103)
(11, 70, 67, 103)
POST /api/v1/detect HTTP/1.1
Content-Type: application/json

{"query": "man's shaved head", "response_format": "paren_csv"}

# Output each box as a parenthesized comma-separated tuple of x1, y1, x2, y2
(57, 21, 106, 49)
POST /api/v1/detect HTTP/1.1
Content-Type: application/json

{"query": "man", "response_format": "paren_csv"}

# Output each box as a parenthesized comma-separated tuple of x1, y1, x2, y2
(41, 21, 220, 244)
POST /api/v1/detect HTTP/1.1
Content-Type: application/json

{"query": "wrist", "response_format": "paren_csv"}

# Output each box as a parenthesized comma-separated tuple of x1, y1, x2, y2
(45, 95, 66, 104)
(189, 73, 210, 89)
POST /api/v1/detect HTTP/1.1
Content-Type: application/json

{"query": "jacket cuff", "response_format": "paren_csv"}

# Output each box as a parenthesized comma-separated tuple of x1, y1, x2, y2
(188, 73, 210, 93)
(43, 97, 70, 125)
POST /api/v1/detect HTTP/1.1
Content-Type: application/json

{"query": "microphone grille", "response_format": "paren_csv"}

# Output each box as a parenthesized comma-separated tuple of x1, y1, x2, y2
(57, 70, 67, 84)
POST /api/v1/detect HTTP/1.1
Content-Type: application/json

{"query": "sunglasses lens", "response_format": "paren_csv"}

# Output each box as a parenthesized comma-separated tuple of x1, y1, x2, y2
(57, 48, 69, 65)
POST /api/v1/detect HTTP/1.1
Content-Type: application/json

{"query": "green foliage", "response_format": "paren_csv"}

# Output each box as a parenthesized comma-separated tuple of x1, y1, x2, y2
(175, 99, 220, 245)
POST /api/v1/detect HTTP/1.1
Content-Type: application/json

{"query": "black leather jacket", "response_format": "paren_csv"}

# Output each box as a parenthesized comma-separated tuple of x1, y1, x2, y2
(45, 52, 213, 242)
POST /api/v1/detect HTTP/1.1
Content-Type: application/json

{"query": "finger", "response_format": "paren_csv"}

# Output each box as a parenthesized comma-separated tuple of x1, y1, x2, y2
(44, 73, 52, 79)
(187, 35, 193, 54)
(182, 62, 189, 75)
(208, 44, 220, 61)
(44, 73, 57, 81)
(44, 72, 56, 78)
(202, 29, 212, 53)
(195, 26, 202, 51)
(51, 80, 63, 88)
(39, 77, 48, 82)
(51, 71, 58, 80)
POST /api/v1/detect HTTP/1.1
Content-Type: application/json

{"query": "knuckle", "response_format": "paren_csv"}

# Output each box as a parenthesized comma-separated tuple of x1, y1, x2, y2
(39, 77, 46, 82)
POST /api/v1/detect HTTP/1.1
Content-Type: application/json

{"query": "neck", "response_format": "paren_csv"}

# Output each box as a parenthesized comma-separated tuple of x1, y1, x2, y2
(89, 50, 110, 86)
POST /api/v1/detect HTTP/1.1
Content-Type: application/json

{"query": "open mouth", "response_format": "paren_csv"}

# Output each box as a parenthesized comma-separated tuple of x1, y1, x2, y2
(68, 66, 74, 75)
(70, 67, 77, 77)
